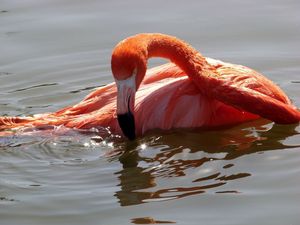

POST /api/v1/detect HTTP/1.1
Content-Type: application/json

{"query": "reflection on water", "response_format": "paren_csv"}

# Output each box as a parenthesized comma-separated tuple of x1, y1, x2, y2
(1, 119, 298, 208)
(0, 112, 299, 225)
(113, 120, 299, 207)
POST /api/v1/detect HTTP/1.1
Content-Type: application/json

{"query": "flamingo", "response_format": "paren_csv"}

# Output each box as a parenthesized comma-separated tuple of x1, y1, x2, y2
(0, 33, 299, 140)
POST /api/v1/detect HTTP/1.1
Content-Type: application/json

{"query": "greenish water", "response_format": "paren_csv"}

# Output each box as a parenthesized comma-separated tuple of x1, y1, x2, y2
(0, 1, 300, 224)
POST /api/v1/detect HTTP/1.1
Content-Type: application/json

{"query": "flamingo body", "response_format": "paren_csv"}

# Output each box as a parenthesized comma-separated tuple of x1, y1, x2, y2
(0, 59, 292, 136)
(0, 34, 299, 138)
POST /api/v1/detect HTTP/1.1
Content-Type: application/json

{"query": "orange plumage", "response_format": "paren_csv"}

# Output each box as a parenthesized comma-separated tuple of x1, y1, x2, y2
(0, 33, 299, 138)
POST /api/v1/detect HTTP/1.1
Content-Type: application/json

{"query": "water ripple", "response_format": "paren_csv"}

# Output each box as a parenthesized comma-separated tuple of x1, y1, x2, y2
(9, 83, 58, 93)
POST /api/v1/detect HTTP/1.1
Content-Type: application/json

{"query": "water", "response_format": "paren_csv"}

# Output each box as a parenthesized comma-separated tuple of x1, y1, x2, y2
(1, 0, 300, 224)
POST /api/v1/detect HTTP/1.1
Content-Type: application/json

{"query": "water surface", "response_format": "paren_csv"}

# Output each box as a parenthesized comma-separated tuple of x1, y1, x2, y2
(1, 1, 300, 225)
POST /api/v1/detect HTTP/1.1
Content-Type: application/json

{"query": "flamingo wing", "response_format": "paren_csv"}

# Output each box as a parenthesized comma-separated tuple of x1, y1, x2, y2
(204, 58, 300, 124)
(135, 63, 259, 135)
(0, 83, 118, 131)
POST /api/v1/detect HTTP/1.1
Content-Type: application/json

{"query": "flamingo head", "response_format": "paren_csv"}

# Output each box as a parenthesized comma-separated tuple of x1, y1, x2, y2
(111, 38, 147, 140)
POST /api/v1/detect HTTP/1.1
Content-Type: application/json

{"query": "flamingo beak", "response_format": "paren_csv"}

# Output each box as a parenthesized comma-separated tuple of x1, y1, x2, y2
(116, 76, 136, 140)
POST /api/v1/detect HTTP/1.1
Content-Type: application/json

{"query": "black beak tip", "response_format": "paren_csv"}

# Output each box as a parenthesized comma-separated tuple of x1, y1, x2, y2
(117, 112, 136, 140)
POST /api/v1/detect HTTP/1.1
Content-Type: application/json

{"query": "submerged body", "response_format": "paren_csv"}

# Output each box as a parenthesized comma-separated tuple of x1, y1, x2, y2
(0, 33, 299, 138)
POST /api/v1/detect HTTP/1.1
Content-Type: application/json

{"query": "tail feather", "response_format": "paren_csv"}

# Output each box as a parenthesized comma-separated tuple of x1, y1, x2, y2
(0, 116, 35, 130)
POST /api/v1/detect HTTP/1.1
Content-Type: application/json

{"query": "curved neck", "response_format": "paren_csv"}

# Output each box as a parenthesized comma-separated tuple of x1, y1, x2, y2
(147, 34, 208, 76)
(112, 33, 219, 93)
(138, 33, 218, 91)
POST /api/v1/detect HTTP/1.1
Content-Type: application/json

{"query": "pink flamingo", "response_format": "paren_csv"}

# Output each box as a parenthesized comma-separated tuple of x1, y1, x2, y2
(1, 33, 299, 139)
